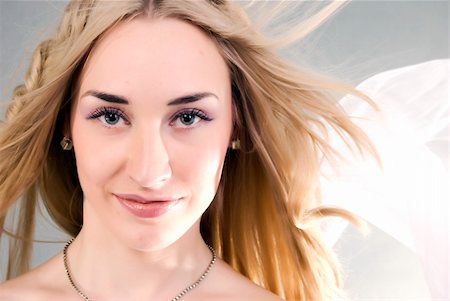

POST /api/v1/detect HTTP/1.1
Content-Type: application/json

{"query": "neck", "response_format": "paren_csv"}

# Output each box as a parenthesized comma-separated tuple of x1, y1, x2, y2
(65, 223, 213, 300)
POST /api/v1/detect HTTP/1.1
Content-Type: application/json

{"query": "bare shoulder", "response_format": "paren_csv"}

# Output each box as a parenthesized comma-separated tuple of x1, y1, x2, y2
(0, 279, 21, 301)
(198, 258, 284, 301)
(0, 267, 41, 301)
(0, 253, 69, 301)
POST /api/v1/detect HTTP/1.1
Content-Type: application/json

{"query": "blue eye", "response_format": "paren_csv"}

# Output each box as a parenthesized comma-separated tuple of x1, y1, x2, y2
(172, 109, 212, 128)
(87, 107, 129, 126)
(179, 112, 196, 126)
(104, 112, 120, 125)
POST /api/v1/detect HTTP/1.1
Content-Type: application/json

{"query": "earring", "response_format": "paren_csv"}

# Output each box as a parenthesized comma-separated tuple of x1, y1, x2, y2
(230, 140, 240, 150)
(60, 137, 73, 150)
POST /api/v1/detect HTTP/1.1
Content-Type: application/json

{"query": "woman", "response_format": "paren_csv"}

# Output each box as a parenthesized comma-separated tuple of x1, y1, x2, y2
(0, 1, 374, 300)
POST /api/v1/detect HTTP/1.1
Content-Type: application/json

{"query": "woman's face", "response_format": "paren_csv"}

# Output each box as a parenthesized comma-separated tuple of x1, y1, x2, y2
(69, 17, 233, 250)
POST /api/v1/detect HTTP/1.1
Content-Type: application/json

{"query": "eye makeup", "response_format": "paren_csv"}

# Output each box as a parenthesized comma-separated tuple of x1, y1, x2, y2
(170, 108, 213, 128)
(87, 106, 130, 126)
(86, 106, 213, 129)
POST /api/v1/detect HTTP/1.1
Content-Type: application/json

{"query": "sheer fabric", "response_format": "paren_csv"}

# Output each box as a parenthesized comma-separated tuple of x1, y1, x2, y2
(322, 59, 449, 299)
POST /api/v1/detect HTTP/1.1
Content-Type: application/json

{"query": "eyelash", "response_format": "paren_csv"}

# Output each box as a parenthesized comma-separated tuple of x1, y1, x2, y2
(170, 108, 212, 127)
(86, 106, 212, 128)
(87, 107, 130, 126)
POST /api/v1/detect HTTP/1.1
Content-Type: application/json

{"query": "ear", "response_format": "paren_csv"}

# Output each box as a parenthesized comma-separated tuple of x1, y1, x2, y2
(62, 110, 71, 138)
(62, 124, 70, 138)
(60, 100, 73, 139)
(228, 123, 237, 143)
(229, 99, 241, 144)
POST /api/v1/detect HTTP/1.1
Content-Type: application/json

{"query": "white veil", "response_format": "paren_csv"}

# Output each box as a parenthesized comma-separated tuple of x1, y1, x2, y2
(322, 59, 449, 300)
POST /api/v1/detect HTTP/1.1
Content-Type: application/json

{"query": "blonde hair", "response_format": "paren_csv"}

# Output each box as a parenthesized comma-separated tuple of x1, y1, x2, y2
(0, 1, 375, 300)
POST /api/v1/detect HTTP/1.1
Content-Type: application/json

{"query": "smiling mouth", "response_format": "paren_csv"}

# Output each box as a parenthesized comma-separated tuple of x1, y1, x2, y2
(114, 194, 181, 218)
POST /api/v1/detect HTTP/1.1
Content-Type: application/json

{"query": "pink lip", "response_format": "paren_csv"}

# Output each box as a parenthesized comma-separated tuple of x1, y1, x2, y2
(114, 194, 181, 218)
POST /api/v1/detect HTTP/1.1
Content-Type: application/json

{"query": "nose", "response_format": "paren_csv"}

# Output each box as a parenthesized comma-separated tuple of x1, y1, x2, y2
(126, 128, 172, 189)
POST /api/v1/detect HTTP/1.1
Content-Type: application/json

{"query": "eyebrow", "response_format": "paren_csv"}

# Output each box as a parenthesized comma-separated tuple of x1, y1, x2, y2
(82, 90, 218, 106)
(82, 90, 129, 104)
(167, 92, 218, 106)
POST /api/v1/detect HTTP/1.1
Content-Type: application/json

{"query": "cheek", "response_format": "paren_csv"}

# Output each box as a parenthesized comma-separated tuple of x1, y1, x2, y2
(188, 120, 232, 199)
(171, 133, 229, 201)
(72, 123, 124, 195)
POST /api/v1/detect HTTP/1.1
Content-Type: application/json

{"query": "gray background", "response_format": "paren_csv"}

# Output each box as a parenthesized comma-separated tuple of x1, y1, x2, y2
(0, 0, 448, 300)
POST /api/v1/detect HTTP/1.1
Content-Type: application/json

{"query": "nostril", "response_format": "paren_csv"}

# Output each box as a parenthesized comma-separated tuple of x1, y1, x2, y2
(126, 130, 172, 188)
(127, 160, 172, 189)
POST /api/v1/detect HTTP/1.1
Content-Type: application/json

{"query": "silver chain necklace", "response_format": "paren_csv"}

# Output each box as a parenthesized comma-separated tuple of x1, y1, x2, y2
(63, 239, 216, 301)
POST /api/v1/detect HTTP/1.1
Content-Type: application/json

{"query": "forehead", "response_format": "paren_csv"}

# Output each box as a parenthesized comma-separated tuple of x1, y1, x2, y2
(77, 16, 230, 100)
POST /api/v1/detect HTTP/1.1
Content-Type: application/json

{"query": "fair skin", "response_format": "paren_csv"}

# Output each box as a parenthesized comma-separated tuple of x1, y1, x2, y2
(0, 17, 281, 301)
